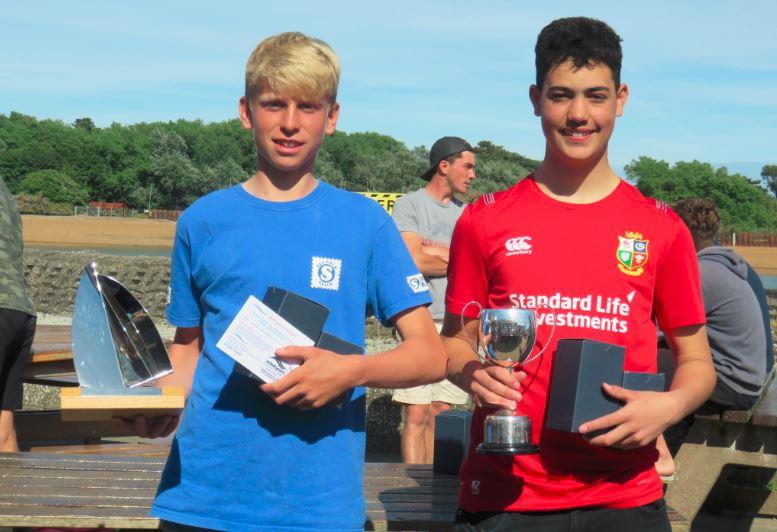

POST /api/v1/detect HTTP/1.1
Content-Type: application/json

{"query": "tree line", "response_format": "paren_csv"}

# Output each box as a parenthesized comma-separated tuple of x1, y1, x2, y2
(1, 111, 775, 231)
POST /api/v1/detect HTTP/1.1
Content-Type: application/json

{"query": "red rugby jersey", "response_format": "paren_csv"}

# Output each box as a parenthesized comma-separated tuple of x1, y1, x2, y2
(446, 176, 705, 511)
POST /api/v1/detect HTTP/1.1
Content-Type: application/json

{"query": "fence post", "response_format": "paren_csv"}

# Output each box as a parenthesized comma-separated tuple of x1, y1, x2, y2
(732, 233, 736, 247)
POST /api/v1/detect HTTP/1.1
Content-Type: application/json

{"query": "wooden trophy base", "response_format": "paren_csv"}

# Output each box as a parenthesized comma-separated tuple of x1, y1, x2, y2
(60, 387, 185, 422)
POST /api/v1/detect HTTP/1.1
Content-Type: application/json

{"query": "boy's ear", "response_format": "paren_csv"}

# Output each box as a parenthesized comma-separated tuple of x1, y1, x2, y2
(615, 83, 629, 117)
(438, 159, 450, 176)
(529, 85, 541, 117)
(238, 96, 253, 130)
(324, 103, 340, 136)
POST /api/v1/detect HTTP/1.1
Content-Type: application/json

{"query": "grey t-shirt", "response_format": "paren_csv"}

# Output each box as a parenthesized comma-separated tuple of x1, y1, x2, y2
(392, 189, 464, 318)
(0, 176, 35, 316)
(698, 246, 768, 397)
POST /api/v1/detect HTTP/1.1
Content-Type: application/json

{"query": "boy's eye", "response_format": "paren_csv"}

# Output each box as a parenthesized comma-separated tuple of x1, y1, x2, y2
(298, 102, 320, 112)
(261, 100, 285, 110)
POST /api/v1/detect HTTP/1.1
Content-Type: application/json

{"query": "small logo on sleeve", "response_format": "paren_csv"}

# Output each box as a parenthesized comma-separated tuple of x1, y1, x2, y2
(311, 257, 342, 290)
(471, 480, 481, 496)
(406, 273, 429, 293)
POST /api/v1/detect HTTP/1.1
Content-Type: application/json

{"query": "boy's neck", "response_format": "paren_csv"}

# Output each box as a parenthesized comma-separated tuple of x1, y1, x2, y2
(534, 151, 620, 204)
(242, 165, 318, 202)
(425, 177, 455, 204)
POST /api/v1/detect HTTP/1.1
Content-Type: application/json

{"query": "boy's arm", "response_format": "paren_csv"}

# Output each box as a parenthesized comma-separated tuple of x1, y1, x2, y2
(112, 326, 202, 438)
(157, 326, 203, 396)
(402, 232, 449, 278)
(260, 306, 447, 410)
(580, 324, 715, 449)
(442, 312, 524, 411)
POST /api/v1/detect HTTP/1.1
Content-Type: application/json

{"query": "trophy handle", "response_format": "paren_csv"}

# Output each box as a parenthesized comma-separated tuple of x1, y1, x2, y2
(522, 303, 556, 366)
(460, 300, 484, 360)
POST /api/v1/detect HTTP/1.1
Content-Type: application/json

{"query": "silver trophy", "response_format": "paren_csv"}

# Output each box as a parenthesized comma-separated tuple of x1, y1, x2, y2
(61, 261, 183, 422)
(462, 303, 554, 455)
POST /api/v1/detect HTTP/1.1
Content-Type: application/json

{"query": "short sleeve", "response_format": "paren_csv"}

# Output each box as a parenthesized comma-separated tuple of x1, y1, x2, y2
(391, 194, 419, 234)
(367, 217, 432, 325)
(166, 217, 202, 327)
(653, 220, 705, 331)
(445, 205, 489, 318)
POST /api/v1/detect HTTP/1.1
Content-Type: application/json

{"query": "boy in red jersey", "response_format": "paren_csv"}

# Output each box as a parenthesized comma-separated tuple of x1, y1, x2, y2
(442, 17, 716, 531)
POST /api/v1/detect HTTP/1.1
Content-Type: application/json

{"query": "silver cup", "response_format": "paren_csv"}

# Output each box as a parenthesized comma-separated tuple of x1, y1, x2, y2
(462, 304, 554, 455)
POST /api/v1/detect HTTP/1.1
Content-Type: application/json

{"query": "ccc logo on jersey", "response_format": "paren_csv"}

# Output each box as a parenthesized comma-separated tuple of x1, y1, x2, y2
(505, 236, 533, 256)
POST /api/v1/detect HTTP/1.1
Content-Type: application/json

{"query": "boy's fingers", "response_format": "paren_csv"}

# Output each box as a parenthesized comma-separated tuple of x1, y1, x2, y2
(601, 382, 636, 403)
(578, 408, 626, 435)
(133, 415, 150, 438)
(275, 346, 323, 362)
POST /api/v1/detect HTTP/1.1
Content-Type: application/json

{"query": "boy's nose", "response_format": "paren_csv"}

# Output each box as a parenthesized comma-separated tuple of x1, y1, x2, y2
(280, 108, 301, 133)
(567, 97, 589, 123)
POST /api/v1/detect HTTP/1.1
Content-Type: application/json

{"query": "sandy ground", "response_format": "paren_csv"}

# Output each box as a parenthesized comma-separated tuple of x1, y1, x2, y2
(21, 214, 777, 275)
(22, 215, 175, 248)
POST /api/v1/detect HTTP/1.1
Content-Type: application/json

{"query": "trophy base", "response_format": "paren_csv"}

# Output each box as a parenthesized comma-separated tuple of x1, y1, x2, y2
(60, 386, 185, 422)
(476, 442, 540, 455)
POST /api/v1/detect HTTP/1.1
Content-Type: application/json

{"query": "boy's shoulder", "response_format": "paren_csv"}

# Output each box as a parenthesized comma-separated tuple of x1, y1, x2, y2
(616, 180, 686, 227)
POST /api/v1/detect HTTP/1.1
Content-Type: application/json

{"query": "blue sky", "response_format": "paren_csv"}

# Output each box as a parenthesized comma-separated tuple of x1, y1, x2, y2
(2, 1, 775, 175)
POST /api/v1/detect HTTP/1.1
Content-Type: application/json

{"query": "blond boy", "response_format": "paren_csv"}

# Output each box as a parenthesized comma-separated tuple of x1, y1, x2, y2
(140, 33, 445, 531)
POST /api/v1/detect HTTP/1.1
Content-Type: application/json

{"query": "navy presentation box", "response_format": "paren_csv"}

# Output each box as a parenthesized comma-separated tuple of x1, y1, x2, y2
(545, 339, 624, 432)
(545, 339, 666, 433)
(263, 286, 329, 342)
(236, 287, 362, 381)
(433, 410, 472, 475)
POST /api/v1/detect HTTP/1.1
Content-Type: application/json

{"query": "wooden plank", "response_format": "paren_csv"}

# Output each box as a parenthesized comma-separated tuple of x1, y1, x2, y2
(753, 372, 777, 427)
(16, 410, 139, 443)
(60, 387, 185, 422)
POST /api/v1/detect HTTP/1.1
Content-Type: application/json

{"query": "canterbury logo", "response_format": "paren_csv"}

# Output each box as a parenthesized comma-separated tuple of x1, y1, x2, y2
(505, 236, 533, 255)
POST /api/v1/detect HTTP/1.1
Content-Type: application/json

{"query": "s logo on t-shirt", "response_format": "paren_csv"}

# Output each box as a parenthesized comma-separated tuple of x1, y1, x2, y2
(311, 257, 342, 291)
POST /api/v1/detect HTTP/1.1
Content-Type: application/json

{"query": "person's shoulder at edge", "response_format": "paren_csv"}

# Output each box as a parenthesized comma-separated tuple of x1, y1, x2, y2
(176, 185, 241, 227)
(617, 179, 686, 229)
(463, 177, 529, 221)
(320, 181, 394, 225)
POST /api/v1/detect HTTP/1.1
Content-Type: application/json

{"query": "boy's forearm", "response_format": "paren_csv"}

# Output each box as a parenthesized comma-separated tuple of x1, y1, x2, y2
(665, 358, 716, 423)
(443, 335, 480, 393)
(349, 334, 447, 389)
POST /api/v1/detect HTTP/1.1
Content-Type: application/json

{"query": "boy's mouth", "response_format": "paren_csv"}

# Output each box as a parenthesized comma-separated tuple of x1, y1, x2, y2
(560, 128, 596, 141)
(273, 138, 304, 154)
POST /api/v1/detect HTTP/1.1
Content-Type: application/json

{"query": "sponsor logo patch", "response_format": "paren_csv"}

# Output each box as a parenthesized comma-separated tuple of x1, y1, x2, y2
(311, 257, 342, 290)
(406, 273, 429, 293)
(617, 231, 649, 276)
(505, 236, 533, 256)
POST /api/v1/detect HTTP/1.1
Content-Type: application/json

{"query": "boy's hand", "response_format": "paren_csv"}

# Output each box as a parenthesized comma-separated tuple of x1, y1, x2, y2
(112, 414, 180, 439)
(579, 383, 681, 449)
(465, 362, 526, 411)
(260, 346, 358, 410)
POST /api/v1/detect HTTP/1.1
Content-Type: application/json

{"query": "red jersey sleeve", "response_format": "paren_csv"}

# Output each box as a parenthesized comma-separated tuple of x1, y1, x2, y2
(446, 204, 489, 318)
(653, 215, 706, 331)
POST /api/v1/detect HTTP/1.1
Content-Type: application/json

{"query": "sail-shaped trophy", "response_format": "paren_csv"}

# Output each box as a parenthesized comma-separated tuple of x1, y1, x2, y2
(60, 262, 185, 421)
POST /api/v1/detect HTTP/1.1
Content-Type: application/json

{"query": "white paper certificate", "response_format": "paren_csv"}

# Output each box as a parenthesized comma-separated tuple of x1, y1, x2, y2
(216, 295, 315, 383)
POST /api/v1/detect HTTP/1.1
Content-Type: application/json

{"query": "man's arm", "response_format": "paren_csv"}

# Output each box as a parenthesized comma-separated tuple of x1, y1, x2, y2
(442, 312, 524, 411)
(113, 326, 202, 438)
(580, 324, 715, 449)
(261, 306, 447, 410)
(402, 232, 449, 278)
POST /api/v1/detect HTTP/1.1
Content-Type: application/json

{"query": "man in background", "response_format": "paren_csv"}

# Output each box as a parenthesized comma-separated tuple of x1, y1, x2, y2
(392, 136, 476, 464)
(0, 176, 36, 452)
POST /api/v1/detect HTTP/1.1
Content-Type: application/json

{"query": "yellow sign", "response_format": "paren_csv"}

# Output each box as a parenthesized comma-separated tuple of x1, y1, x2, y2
(359, 192, 404, 215)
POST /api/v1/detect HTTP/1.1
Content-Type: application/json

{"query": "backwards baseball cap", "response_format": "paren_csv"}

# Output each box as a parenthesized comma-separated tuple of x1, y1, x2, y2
(420, 136, 474, 181)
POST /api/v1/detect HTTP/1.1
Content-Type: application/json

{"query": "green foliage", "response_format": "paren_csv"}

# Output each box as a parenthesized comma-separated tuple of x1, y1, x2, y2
(627, 157, 777, 231)
(18, 169, 89, 205)
(13, 193, 73, 215)
(762, 164, 777, 197)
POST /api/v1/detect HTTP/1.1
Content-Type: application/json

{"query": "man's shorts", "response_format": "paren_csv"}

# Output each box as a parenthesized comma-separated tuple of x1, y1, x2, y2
(392, 320, 469, 406)
(0, 308, 36, 411)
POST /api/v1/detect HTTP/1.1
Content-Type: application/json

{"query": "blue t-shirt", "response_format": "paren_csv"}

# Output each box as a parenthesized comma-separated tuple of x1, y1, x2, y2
(151, 181, 431, 531)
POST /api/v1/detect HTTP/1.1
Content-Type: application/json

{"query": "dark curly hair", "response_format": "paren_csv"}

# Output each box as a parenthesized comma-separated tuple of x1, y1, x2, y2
(535, 17, 623, 88)
(673, 198, 720, 248)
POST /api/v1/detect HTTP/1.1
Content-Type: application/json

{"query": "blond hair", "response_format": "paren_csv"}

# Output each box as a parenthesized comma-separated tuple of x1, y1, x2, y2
(245, 32, 340, 104)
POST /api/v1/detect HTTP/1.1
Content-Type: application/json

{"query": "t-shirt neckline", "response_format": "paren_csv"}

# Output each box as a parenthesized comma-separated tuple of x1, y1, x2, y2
(525, 174, 625, 210)
(233, 179, 329, 211)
